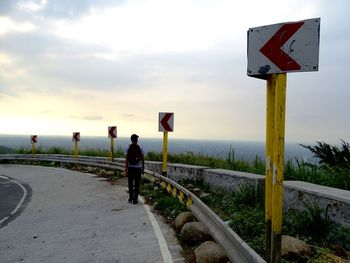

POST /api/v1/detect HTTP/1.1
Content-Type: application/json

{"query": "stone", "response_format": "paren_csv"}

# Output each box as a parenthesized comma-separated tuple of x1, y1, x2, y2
(194, 241, 229, 263)
(175, 211, 194, 231)
(281, 235, 311, 258)
(200, 192, 211, 198)
(180, 222, 211, 244)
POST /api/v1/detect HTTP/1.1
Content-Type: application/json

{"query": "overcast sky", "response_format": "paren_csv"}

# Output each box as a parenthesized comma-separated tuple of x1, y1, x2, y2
(0, 0, 349, 143)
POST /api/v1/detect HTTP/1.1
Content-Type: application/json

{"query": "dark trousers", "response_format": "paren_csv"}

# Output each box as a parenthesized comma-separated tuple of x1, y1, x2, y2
(128, 167, 141, 202)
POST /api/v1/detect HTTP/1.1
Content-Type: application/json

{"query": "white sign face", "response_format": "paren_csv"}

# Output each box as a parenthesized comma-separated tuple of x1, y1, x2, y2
(108, 126, 117, 138)
(72, 132, 80, 142)
(31, 135, 38, 144)
(247, 18, 320, 78)
(159, 112, 174, 132)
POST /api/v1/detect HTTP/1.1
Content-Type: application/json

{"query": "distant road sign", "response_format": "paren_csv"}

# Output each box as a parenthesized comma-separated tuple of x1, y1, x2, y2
(108, 126, 117, 138)
(247, 18, 320, 78)
(31, 135, 38, 144)
(72, 132, 80, 142)
(159, 112, 174, 132)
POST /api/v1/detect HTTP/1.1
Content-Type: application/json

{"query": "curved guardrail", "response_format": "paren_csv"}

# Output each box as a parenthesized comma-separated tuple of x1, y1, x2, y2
(0, 154, 266, 263)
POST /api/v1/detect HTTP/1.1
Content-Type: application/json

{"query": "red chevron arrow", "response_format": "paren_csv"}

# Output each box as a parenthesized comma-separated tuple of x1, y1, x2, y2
(108, 126, 117, 138)
(31, 135, 38, 144)
(73, 132, 80, 142)
(260, 22, 304, 71)
(160, 113, 173, 131)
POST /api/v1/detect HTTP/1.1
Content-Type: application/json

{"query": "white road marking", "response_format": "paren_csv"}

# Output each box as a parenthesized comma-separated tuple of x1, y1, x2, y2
(0, 216, 9, 225)
(139, 196, 173, 263)
(0, 175, 27, 224)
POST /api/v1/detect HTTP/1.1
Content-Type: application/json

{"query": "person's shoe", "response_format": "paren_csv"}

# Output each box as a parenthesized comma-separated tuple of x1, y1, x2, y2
(133, 200, 138, 204)
(128, 199, 132, 203)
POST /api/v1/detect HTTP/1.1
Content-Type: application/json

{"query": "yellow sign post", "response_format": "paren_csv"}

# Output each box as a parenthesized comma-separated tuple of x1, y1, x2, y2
(108, 126, 117, 162)
(74, 141, 78, 159)
(248, 18, 320, 263)
(263, 73, 287, 262)
(271, 73, 287, 263)
(31, 143, 36, 155)
(159, 112, 174, 177)
(110, 137, 115, 162)
(162, 131, 168, 176)
(265, 74, 276, 260)
(30, 135, 38, 156)
(72, 132, 80, 160)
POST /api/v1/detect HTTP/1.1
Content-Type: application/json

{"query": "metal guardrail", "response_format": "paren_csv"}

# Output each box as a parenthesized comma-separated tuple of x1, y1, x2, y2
(0, 154, 266, 263)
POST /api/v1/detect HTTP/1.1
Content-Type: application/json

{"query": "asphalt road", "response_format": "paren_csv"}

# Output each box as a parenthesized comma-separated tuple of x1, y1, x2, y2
(0, 165, 183, 263)
(0, 174, 32, 228)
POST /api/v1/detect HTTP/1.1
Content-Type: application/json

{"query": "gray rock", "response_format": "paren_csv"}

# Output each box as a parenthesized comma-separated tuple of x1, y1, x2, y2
(281, 235, 311, 257)
(175, 211, 195, 231)
(194, 241, 229, 263)
(180, 222, 211, 244)
(200, 192, 211, 198)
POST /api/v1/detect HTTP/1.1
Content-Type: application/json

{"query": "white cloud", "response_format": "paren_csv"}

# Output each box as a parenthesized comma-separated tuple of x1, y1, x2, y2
(53, 0, 241, 55)
(0, 52, 13, 64)
(1, 0, 350, 142)
(0, 16, 37, 36)
(17, 0, 47, 12)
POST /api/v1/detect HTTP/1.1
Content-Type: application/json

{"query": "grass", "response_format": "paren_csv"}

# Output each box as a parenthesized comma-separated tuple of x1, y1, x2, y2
(14, 146, 125, 158)
(141, 179, 187, 220)
(0, 145, 15, 154)
(2, 143, 349, 262)
(195, 181, 350, 261)
(146, 149, 265, 174)
(1, 143, 349, 190)
(284, 157, 350, 190)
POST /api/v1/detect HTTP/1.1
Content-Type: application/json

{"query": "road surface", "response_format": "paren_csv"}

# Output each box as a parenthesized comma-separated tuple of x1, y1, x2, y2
(0, 165, 183, 263)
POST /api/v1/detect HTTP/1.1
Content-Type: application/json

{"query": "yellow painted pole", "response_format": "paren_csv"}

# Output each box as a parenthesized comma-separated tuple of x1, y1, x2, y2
(265, 74, 276, 262)
(74, 141, 78, 159)
(31, 143, 36, 156)
(110, 137, 114, 162)
(271, 73, 287, 263)
(162, 131, 168, 176)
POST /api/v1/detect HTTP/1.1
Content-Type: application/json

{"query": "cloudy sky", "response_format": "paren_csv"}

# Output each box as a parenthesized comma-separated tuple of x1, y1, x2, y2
(0, 0, 349, 143)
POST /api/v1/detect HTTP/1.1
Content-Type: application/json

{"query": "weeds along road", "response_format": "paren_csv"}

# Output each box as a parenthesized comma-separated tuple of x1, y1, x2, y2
(0, 164, 179, 263)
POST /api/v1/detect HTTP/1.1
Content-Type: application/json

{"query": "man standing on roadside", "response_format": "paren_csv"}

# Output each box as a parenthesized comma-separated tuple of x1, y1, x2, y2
(125, 134, 145, 204)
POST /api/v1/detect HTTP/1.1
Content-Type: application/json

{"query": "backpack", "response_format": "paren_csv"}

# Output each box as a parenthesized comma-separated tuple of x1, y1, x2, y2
(127, 144, 142, 165)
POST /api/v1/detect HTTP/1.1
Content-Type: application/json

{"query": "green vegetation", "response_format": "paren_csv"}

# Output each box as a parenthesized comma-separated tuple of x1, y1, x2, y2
(284, 200, 350, 251)
(196, 182, 350, 261)
(300, 140, 350, 168)
(140, 175, 350, 262)
(198, 182, 266, 256)
(146, 141, 350, 190)
(146, 148, 265, 174)
(0, 145, 15, 154)
(2, 140, 349, 261)
(1, 140, 350, 190)
(141, 180, 187, 219)
(14, 146, 125, 158)
(284, 158, 350, 190)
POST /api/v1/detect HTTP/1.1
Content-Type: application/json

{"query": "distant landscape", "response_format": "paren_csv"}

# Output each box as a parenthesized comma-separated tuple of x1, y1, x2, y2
(0, 134, 313, 161)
